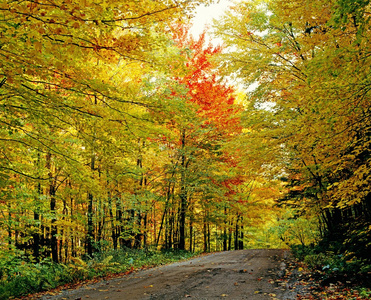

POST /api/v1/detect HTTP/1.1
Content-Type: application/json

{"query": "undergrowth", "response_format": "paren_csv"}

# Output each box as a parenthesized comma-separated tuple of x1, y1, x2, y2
(291, 244, 371, 299)
(0, 248, 198, 299)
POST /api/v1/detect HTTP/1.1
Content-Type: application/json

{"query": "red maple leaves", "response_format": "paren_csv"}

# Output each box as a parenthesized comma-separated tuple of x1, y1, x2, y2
(171, 24, 242, 137)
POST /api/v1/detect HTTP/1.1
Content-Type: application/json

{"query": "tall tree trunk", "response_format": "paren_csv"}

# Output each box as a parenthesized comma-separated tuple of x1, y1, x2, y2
(87, 153, 95, 257)
(189, 208, 193, 252)
(87, 95, 98, 256)
(203, 217, 207, 253)
(179, 130, 187, 250)
(169, 210, 174, 249)
(134, 213, 142, 249)
(228, 220, 233, 251)
(32, 152, 42, 261)
(143, 212, 148, 247)
(46, 153, 58, 263)
(234, 214, 240, 250)
(156, 175, 174, 248)
(7, 201, 12, 249)
(70, 192, 76, 257)
(97, 196, 104, 251)
(33, 181, 41, 262)
(207, 222, 210, 252)
(223, 207, 228, 251)
(108, 189, 117, 250)
(123, 209, 134, 248)
(134, 153, 144, 249)
(238, 216, 244, 250)
(116, 197, 123, 249)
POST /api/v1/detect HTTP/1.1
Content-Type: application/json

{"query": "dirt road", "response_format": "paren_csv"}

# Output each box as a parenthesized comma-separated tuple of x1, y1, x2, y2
(38, 249, 303, 300)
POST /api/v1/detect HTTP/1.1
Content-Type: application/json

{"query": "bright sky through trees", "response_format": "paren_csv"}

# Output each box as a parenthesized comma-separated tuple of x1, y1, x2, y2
(190, 0, 233, 39)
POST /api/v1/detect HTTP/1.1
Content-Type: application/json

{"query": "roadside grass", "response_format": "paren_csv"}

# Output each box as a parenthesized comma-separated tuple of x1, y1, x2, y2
(0, 248, 199, 300)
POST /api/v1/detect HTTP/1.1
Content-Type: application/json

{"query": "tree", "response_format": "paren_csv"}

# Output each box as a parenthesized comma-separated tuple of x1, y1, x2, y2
(214, 0, 371, 260)
(164, 25, 244, 250)
(0, 0, 216, 260)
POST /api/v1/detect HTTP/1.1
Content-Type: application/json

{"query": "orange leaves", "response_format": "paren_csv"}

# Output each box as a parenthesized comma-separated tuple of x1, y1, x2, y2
(170, 24, 243, 138)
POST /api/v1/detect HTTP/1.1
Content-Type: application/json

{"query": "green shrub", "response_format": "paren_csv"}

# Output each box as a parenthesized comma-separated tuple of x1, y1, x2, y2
(0, 248, 198, 299)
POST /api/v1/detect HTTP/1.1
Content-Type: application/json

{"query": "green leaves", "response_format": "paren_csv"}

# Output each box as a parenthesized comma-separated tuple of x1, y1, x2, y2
(215, 0, 371, 262)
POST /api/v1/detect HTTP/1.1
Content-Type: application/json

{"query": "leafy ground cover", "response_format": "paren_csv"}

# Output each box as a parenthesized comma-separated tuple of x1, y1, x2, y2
(0, 248, 199, 300)
(288, 246, 371, 300)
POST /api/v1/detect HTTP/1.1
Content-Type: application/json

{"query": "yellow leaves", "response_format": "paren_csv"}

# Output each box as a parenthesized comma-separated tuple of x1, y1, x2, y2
(79, 0, 87, 7)
(33, 41, 42, 52)
(37, 26, 46, 35)
(0, 2, 8, 9)
(72, 22, 80, 29)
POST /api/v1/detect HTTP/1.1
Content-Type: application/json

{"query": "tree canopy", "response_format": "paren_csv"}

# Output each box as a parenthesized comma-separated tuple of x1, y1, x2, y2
(0, 0, 370, 276)
(214, 0, 371, 262)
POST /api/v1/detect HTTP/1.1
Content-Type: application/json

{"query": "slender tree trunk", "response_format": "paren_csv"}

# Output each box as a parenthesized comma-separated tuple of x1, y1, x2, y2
(203, 214, 208, 252)
(123, 209, 134, 248)
(50, 187, 58, 262)
(143, 212, 148, 247)
(169, 210, 174, 249)
(223, 207, 228, 251)
(46, 153, 58, 263)
(87, 96, 98, 256)
(134, 153, 144, 249)
(70, 194, 76, 257)
(189, 208, 193, 252)
(235, 214, 240, 250)
(238, 216, 244, 250)
(97, 196, 104, 251)
(179, 130, 187, 250)
(108, 190, 117, 250)
(87, 191, 94, 256)
(7, 201, 12, 248)
(228, 220, 233, 251)
(134, 213, 142, 249)
(116, 197, 124, 249)
(207, 222, 210, 252)
(32, 152, 42, 261)
(61, 197, 68, 263)
(156, 178, 174, 248)
(33, 181, 41, 261)
(153, 205, 157, 247)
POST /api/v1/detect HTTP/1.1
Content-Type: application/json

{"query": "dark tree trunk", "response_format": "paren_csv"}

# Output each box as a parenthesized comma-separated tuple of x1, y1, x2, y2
(87, 153, 96, 257)
(238, 217, 244, 250)
(179, 130, 187, 250)
(46, 153, 58, 263)
(234, 215, 240, 250)
(223, 207, 228, 251)
(108, 191, 117, 250)
(87, 192, 94, 257)
(33, 182, 41, 262)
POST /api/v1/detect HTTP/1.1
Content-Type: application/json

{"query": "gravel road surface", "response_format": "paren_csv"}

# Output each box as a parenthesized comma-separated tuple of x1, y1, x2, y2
(36, 249, 303, 300)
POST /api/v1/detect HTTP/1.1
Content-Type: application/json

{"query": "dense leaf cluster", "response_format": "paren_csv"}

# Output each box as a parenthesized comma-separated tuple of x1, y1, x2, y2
(215, 0, 371, 264)
(0, 0, 278, 284)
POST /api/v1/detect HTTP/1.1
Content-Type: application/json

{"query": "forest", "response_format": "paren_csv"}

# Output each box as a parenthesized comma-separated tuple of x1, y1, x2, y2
(0, 0, 370, 298)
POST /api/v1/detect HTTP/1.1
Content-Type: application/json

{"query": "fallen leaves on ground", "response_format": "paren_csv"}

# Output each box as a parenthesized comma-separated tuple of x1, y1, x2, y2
(280, 260, 371, 300)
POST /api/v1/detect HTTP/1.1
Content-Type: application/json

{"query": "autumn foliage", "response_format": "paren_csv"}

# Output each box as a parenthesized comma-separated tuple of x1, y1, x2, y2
(215, 0, 371, 265)
(2, 0, 369, 297)
(0, 0, 260, 278)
